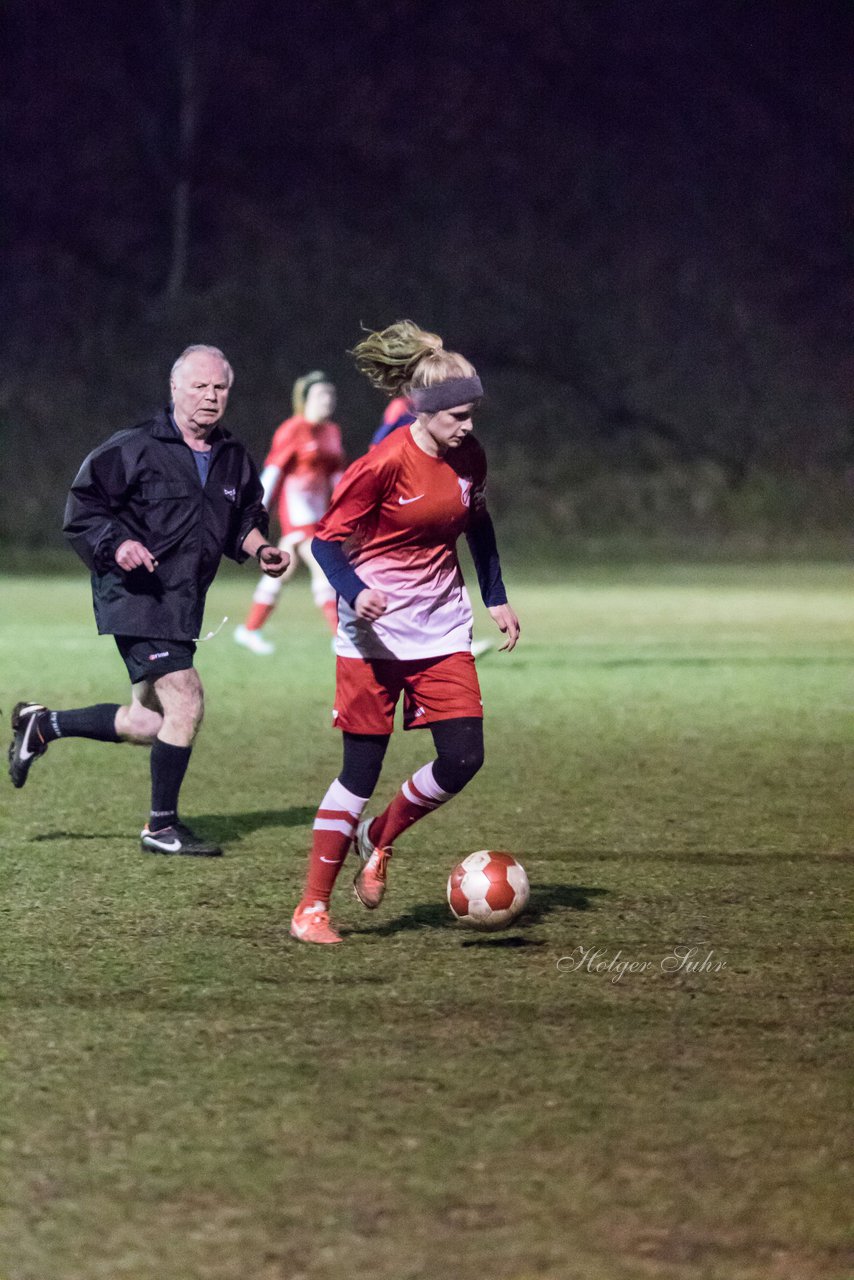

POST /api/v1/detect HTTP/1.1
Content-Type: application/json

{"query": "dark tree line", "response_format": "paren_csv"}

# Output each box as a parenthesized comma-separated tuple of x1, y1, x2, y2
(1, 0, 851, 552)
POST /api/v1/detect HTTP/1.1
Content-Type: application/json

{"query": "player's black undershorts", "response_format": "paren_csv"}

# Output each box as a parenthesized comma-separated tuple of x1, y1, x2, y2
(114, 635, 197, 685)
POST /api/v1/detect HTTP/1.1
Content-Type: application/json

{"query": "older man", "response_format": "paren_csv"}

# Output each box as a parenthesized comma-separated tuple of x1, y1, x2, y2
(8, 345, 287, 856)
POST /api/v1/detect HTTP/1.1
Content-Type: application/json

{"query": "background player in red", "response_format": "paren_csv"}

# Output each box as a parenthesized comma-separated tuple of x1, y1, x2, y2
(370, 393, 415, 446)
(234, 371, 345, 654)
(289, 321, 520, 944)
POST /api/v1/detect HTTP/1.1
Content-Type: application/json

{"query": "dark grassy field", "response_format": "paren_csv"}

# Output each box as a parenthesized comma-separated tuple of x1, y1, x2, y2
(1, 565, 851, 1280)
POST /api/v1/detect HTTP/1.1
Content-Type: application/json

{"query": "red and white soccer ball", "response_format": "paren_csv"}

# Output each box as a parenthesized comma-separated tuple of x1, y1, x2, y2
(447, 851, 530, 931)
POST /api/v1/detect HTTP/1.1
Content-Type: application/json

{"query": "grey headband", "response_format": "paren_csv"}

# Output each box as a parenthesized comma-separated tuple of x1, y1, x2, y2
(409, 376, 483, 413)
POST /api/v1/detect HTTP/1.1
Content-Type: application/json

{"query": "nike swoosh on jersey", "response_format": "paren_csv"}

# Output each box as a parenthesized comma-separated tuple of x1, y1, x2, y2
(398, 494, 425, 505)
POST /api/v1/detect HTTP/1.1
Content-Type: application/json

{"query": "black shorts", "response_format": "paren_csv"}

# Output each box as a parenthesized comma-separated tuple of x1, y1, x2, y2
(114, 635, 197, 685)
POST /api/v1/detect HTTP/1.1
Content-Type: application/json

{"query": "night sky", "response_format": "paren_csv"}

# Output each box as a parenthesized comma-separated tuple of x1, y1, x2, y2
(2, 0, 852, 543)
(7, 2, 850, 287)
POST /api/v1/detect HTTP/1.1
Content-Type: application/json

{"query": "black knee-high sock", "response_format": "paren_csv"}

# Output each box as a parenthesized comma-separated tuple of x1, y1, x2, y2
(38, 705, 121, 744)
(149, 738, 192, 829)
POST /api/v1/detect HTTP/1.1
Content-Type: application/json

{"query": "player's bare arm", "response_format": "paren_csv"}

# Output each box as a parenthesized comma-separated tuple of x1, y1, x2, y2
(488, 603, 520, 652)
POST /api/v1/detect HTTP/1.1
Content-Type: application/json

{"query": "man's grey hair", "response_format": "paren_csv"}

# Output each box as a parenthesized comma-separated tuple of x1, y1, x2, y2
(170, 344, 235, 388)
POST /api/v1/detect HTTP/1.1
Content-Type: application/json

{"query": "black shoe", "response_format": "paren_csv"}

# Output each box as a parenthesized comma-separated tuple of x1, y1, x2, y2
(140, 821, 223, 857)
(8, 701, 49, 789)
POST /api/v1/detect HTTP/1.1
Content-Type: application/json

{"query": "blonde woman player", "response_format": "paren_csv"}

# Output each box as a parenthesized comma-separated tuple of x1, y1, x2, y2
(290, 321, 520, 944)
(234, 371, 345, 654)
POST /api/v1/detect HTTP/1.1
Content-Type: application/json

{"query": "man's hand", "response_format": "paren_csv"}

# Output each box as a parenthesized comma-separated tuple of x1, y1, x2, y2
(354, 588, 387, 621)
(488, 603, 521, 652)
(115, 540, 158, 573)
(258, 544, 289, 577)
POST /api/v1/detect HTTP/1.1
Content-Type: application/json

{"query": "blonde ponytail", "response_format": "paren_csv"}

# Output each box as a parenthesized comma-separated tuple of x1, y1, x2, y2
(351, 320, 475, 396)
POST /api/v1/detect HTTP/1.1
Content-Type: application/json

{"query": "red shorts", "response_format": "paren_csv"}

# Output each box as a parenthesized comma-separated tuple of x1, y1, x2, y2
(333, 652, 483, 735)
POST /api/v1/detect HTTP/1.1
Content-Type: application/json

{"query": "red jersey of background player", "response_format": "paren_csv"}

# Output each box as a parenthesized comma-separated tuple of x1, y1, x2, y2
(315, 424, 487, 661)
(264, 415, 345, 537)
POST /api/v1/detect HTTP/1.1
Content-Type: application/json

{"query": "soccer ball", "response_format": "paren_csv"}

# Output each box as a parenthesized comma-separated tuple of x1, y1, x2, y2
(447, 851, 529, 931)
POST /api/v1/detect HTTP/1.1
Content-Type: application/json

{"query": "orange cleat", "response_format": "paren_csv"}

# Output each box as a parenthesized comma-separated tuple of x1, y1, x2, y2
(289, 902, 342, 945)
(353, 823, 393, 910)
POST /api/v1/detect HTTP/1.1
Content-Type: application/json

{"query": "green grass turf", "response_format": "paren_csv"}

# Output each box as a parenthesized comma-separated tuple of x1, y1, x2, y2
(0, 565, 851, 1280)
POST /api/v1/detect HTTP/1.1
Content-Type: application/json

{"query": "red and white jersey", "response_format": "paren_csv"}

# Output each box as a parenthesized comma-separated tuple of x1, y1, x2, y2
(264, 415, 345, 536)
(316, 426, 488, 660)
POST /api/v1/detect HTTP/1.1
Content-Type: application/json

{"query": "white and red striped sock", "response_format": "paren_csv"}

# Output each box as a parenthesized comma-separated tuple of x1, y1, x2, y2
(302, 778, 369, 906)
(370, 762, 453, 849)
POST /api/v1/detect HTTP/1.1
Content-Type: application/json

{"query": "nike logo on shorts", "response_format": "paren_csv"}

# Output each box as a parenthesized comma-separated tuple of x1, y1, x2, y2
(398, 494, 425, 505)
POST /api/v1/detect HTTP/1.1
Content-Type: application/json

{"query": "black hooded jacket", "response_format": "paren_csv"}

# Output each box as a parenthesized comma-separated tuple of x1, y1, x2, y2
(63, 409, 267, 639)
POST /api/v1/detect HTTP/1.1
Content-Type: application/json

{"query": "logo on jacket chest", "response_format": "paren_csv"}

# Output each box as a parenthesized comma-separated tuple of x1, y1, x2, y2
(223, 486, 237, 501)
